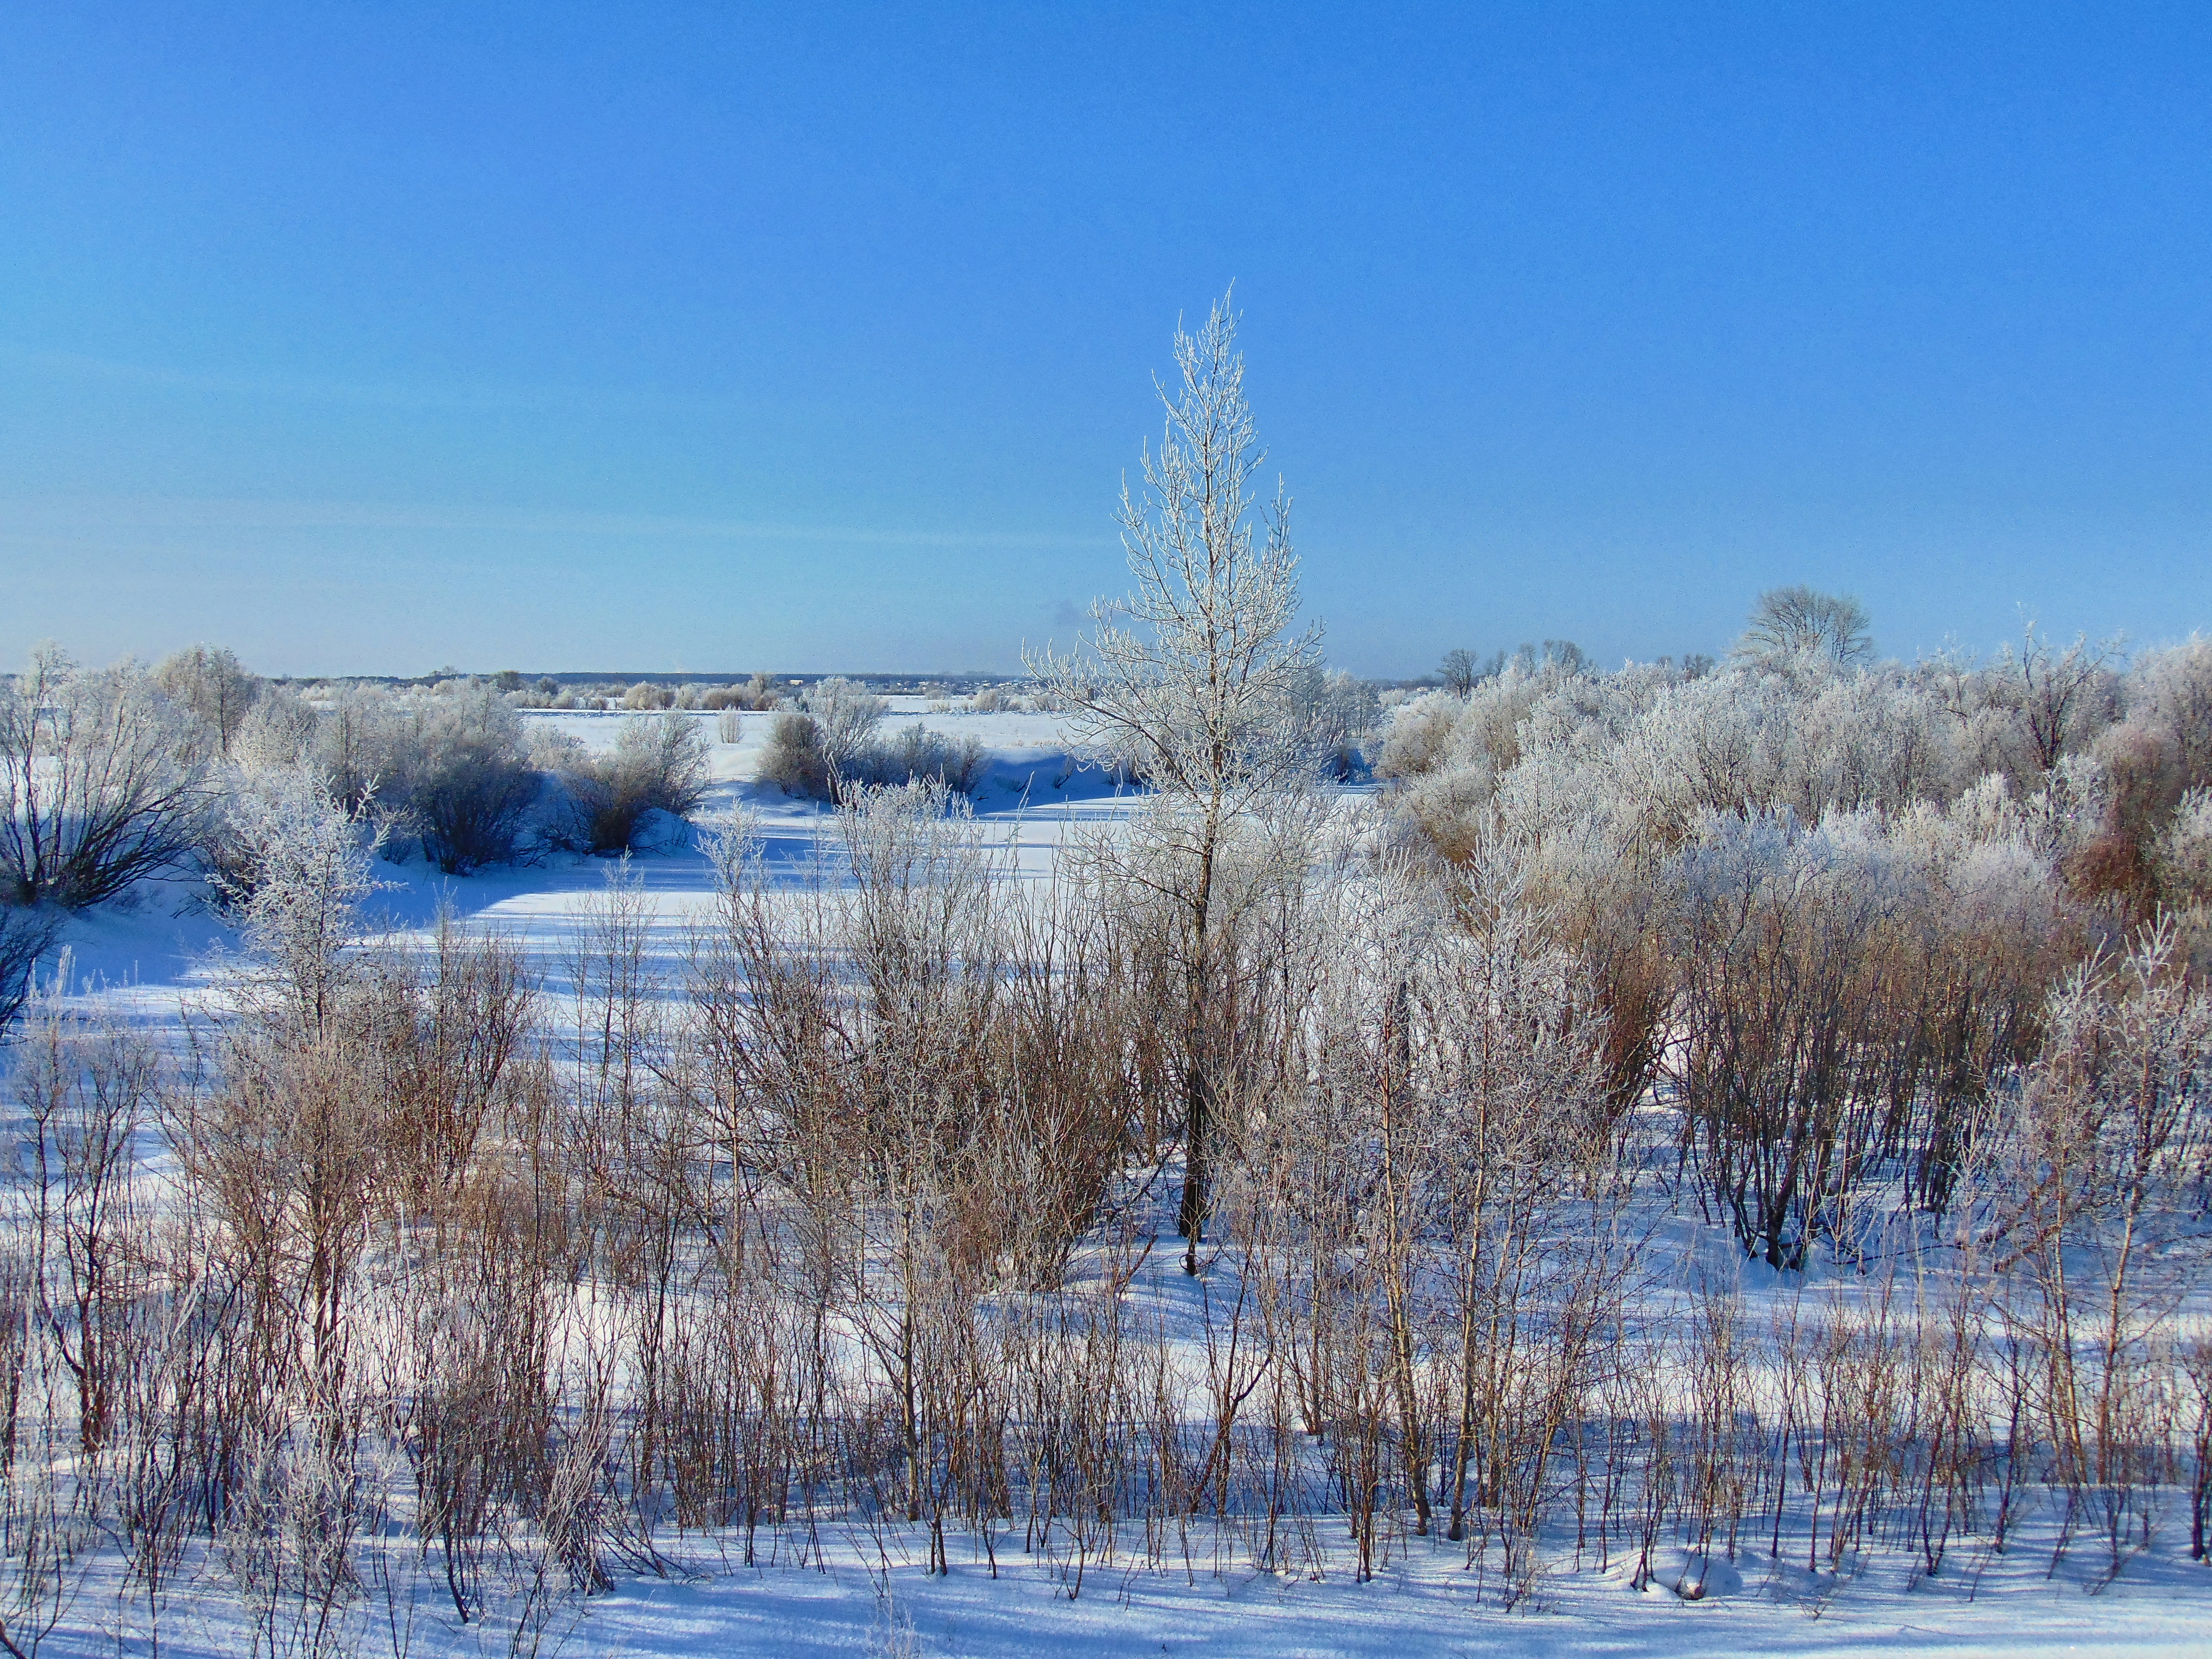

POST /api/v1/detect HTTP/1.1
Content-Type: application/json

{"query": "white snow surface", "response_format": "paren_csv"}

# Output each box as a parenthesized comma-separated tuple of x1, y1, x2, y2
(61, 701, 1112, 1017)
(87, 1526, 2212, 1659)
(33, 708, 2212, 1657)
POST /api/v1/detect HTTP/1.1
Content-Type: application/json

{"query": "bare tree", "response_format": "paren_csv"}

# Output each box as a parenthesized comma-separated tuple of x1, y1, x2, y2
(1737, 586, 1875, 669)
(1028, 292, 1322, 1271)
(2002, 623, 2119, 775)
(153, 644, 261, 760)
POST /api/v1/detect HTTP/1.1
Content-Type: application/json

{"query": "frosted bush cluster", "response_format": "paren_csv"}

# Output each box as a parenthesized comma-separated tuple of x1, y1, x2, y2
(758, 677, 989, 800)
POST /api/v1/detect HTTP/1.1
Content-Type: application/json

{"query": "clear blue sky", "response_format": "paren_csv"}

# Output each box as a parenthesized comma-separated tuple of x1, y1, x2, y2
(4, 3, 2208, 678)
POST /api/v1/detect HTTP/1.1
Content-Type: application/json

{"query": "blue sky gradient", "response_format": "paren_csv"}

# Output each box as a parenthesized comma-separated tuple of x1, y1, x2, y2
(4, 3, 2208, 676)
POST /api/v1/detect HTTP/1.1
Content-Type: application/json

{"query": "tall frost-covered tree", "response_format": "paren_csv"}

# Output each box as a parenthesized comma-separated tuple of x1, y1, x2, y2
(1029, 292, 1321, 1271)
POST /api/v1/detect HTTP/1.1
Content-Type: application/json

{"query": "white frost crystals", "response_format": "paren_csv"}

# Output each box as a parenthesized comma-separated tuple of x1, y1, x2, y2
(1028, 290, 1325, 1271)
(207, 763, 386, 1034)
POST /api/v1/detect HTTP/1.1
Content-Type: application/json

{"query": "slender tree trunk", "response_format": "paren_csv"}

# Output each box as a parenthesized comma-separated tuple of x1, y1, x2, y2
(1179, 809, 1221, 1274)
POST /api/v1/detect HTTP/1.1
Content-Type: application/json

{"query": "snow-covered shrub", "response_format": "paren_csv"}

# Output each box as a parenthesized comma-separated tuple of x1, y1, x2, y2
(228, 685, 322, 772)
(407, 686, 541, 872)
(1293, 667, 1379, 780)
(757, 681, 992, 802)
(1374, 690, 1477, 784)
(289, 684, 517, 870)
(695, 672, 778, 711)
(313, 684, 412, 819)
(559, 711, 712, 853)
(208, 765, 385, 1030)
(0, 646, 213, 907)
(759, 712, 984, 801)
(2155, 787, 2212, 910)
(298, 681, 550, 872)
(1382, 667, 1563, 852)
(2128, 634, 2212, 792)
(854, 726, 987, 795)
(758, 710, 831, 798)
(800, 677, 887, 763)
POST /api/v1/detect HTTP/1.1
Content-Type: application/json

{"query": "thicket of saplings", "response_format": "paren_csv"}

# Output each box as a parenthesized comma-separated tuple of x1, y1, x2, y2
(2, 590, 2211, 1650)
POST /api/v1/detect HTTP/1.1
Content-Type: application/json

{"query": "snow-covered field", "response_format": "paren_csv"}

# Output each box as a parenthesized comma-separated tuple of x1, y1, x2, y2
(32, 706, 2212, 1659)
(64, 700, 1114, 1016)
(99, 1519, 2212, 1659)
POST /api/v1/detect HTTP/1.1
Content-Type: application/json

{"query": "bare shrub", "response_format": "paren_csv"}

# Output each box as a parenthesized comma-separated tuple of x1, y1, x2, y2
(11, 993, 160, 1455)
(561, 713, 711, 854)
(1995, 918, 2212, 1576)
(0, 647, 213, 908)
(409, 685, 541, 873)
(1669, 809, 1901, 1268)
(0, 907, 62, 1038)
(757, 710, 831, 799)
(381, 921, 536, 1209)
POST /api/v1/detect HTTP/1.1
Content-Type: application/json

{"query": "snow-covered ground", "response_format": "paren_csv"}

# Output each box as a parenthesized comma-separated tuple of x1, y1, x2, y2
(31, 711, 2212, 1659)
(92, 1520, 2212, 1659)
(60, 700, 1120, 1022)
